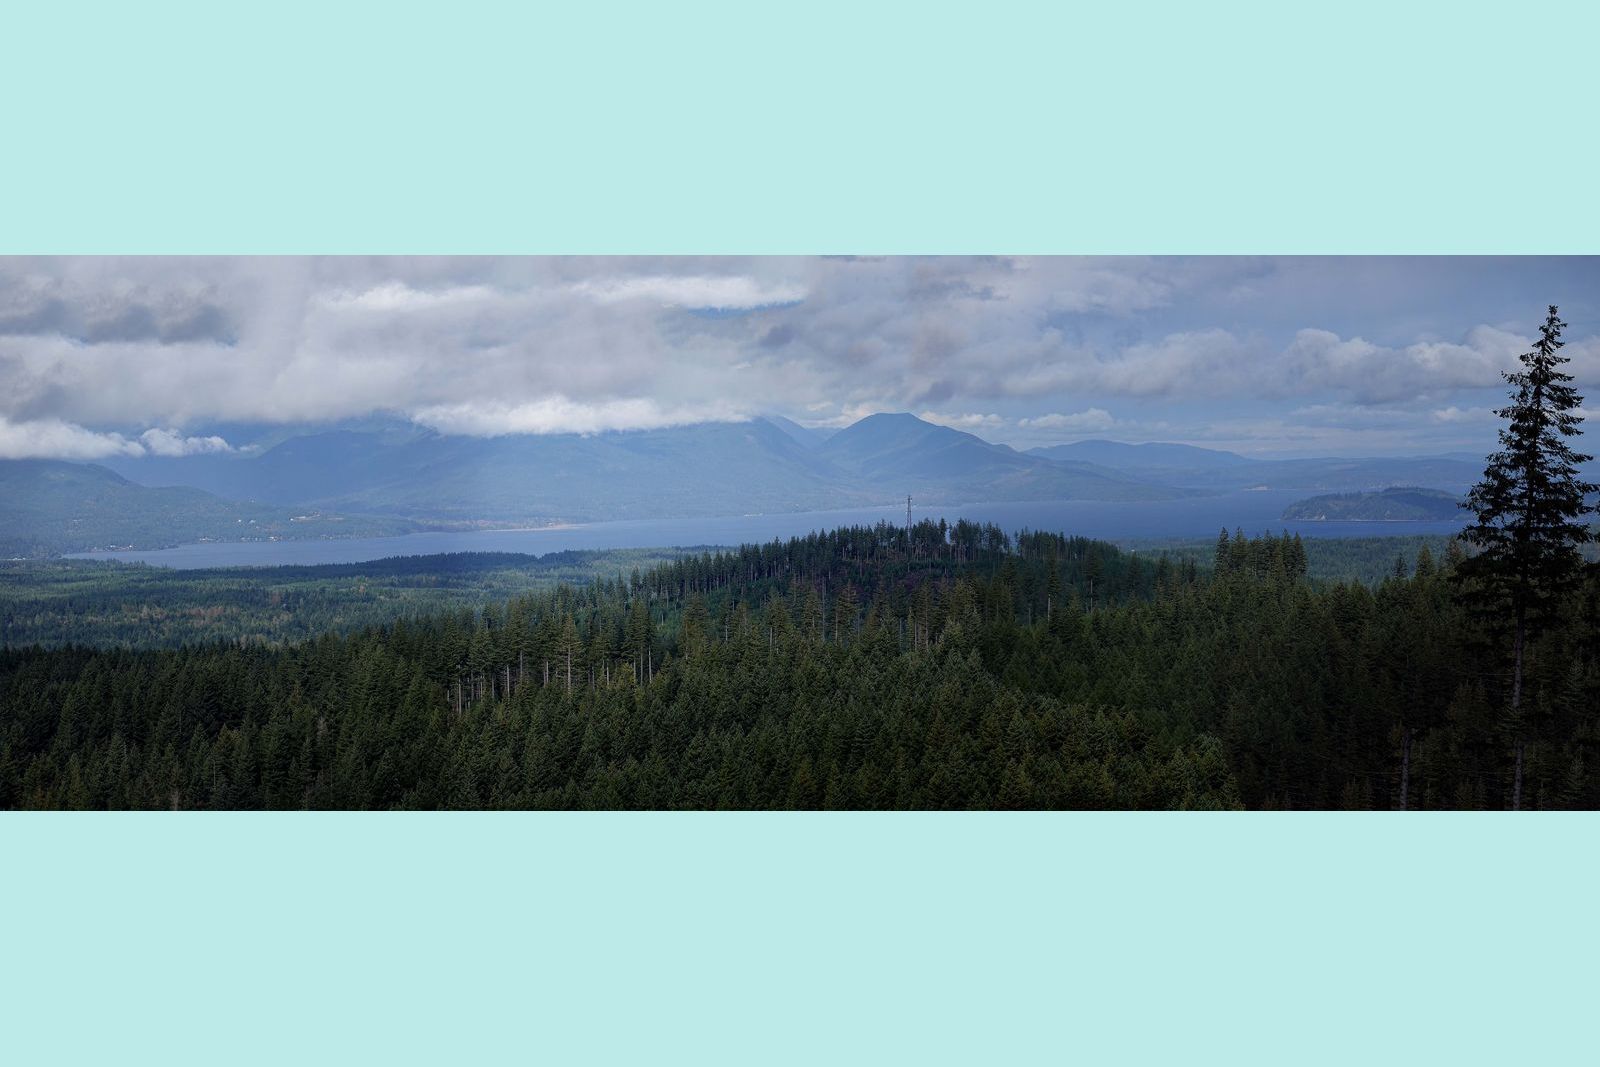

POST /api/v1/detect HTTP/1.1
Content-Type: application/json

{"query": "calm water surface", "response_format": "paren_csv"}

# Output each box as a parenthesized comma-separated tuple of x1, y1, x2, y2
(70, 491, 1468, 570)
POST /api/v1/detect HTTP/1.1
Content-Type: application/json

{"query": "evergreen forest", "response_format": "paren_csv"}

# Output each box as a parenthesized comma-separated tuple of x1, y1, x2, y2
(4, 520, 1597, 809)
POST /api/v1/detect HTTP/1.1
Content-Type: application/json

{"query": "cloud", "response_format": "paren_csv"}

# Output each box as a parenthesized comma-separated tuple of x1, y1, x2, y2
(918, 411, 1006, 431)
(1017, 408, 1117, 434)
(0, 268, 235, 345)
(990, 324, 1531, 405)
(138, 428, 234, 456)
(1431, 405, 1498, 424)
(320, 282, 500, 313)
(0, 417, 235, 460)
(1278, 326, 1526, 403)
(567, 275, 806, 309)
(0, 256, 1595, 457)
(0, 417, 144, 460)
(410, 396, 751, 437)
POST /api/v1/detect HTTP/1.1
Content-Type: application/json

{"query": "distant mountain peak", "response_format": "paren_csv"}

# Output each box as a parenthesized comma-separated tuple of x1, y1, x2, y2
(758, 414, 835, 448)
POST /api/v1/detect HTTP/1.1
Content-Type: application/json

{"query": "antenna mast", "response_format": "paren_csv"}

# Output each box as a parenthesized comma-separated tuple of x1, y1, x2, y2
(906, 494, 912, 531)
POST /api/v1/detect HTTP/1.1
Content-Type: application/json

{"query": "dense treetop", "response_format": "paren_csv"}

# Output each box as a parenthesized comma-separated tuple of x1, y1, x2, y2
(4, 520, 1596, 809)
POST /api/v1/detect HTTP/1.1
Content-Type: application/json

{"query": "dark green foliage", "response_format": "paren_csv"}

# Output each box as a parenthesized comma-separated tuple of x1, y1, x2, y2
(1460, 306, 1598, 628)
(1456, 305, 1598, 808)
(0, 549, 690, 648)
(1132, 532, 1477, 587)
(4, 520, 1598, 809)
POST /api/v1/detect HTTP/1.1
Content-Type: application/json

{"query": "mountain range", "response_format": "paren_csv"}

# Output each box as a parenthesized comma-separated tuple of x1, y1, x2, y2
(101, 412, 1196, 524)
(0, 459, 412, 557)
(1, 412, 1516, 555)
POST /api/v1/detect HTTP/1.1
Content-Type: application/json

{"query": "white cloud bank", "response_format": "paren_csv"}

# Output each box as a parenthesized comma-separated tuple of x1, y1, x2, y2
(918, 411, 1006, 432)
(138, 428, 234, 456)
(566, 275, 806, 309)
(411, 396, 752, 437)
(1017, 408, 1118, 434)
(0, 417, 231, 460)
(0, 417, 144, 460)
(1, 256, 1595, 457)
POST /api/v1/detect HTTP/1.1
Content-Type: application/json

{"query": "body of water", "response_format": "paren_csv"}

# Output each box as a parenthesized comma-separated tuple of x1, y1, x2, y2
(69, 491, 1469, 569)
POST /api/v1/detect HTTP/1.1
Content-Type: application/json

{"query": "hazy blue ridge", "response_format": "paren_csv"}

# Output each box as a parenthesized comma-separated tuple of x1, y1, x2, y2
(0, 458, 416, 557)
(8, 412, 1528, 557)
(1281, 486, 1465, 521)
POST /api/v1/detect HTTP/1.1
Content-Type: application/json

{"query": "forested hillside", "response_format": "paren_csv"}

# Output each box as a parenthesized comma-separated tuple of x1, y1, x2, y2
(0, 458, 416, 556)
(4, 521, 1596, 809)
(0, 549, 689, 649)
(1283, 487, 1463, 521)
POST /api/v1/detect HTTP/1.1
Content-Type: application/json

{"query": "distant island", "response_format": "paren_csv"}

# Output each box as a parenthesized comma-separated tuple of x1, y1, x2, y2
(1282, 486, 1464, 521)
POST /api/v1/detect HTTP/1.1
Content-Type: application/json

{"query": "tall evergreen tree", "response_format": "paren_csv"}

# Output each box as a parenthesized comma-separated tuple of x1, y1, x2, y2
(556, 614, 582, 694)
(1458, 305, 1597, 808)
(832, 584, 860, 645)
(1213, 527, 1233, 575)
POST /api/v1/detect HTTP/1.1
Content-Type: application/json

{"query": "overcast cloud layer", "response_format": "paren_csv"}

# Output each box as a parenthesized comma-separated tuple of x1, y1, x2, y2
(2, 256, 1597, 460)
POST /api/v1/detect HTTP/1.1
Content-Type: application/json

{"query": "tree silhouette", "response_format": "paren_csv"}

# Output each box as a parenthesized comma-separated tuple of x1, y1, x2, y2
(1458, 305, 1598, 808)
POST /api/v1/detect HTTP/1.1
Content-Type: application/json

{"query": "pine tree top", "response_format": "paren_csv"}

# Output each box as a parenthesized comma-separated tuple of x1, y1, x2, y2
(1458, 304, 1598, 627)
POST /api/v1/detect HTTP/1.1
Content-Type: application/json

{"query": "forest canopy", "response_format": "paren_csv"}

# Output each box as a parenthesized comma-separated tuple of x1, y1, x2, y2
(4, 520, 1597, 810)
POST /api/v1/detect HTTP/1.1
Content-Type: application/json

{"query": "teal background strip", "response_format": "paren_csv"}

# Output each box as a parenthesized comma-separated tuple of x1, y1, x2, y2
(2, 1, 1596, 253)
(3, 814, 1592, 1065)
(2, 3, 1597, 1062)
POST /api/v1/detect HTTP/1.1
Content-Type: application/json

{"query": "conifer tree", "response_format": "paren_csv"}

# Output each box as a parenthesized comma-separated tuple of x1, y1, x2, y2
(1213, 528, 1232, 575)
(799, 587, 824, 645)
(1458, 305, 1597, 808)
(832, 584, 859, 645)
(625, 598, 651, 682)
(556, 614, 581, 695)
(681, 593, 711, 656)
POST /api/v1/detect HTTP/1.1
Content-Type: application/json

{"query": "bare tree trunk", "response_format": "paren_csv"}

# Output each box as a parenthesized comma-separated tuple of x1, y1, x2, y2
(1399, 726, 1412, 811)
(1512, 614, 1525, 811)
(1513, 740, 1525, 810)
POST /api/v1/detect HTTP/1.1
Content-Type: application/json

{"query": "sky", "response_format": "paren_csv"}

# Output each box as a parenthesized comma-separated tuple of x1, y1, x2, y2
(1, 255, 1597, 461)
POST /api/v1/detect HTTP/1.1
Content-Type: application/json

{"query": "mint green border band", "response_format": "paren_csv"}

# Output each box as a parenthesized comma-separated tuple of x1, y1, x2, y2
(3, 3, 1598, 1064)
